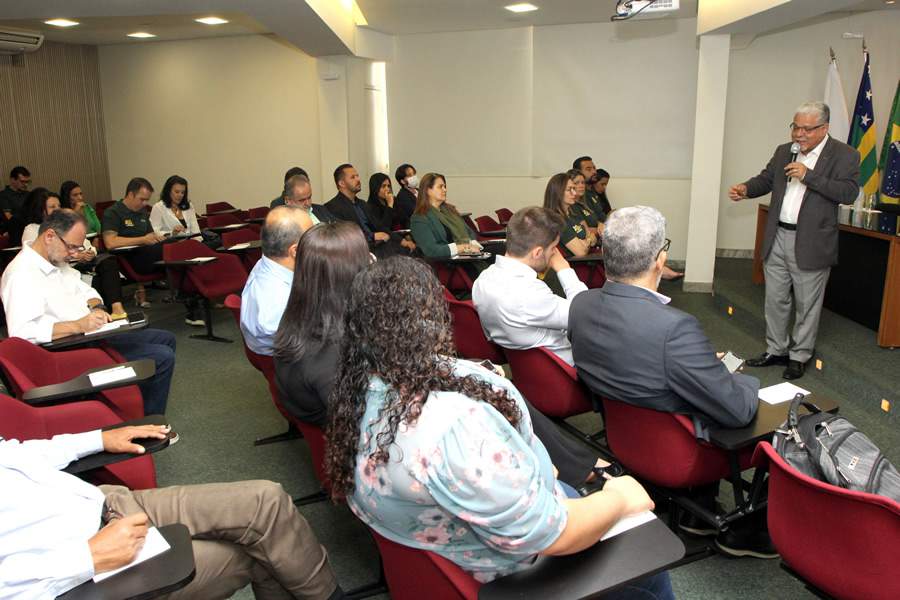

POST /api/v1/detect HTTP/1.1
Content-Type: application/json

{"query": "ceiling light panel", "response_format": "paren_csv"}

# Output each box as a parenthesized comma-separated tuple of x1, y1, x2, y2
(195, 17, 229, 25)
(127, 32, 156, 39)
(505, 3, 539, 13)
(45, 19, 80, 27)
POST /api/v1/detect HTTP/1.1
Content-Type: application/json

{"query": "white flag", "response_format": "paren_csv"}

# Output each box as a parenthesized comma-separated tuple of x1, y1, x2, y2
(824, 57, 850, 144)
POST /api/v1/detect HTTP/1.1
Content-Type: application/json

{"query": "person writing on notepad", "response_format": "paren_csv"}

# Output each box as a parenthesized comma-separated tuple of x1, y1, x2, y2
(0, 209, 176, 415)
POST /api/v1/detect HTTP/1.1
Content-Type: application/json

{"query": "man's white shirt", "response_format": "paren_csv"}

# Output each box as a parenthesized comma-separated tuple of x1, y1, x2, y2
(779, 134, 829, 224)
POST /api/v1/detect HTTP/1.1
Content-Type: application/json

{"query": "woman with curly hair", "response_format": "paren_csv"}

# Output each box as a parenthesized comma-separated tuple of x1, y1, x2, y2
(325, 257, 672, 597)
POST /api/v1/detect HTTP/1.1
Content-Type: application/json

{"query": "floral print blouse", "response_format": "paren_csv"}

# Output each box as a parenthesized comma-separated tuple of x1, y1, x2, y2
(348, 358, 568, 583)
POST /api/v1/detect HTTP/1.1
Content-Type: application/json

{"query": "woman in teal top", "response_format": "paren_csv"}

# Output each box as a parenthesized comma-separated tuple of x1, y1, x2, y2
(543, 173, 600, 258)
(409, 173, 482, 258)
(325, 258, 670, 597)
(60, 180, 101, 237)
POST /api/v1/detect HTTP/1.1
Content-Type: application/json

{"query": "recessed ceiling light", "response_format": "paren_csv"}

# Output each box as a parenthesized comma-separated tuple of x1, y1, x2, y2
(505, 3, 539, 13)
(127, 32, 156, 39)
(195, 17, 229, 25)
(45, 18, 80, 28)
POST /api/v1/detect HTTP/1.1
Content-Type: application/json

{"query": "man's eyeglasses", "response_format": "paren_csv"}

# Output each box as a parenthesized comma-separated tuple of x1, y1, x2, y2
(656, 238, 671, 259)
(53, 230, 83, 252)
(789, 122, 826, 134)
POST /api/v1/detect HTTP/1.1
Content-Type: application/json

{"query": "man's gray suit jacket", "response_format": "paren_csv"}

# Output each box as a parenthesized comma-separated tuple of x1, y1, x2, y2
(744, 136, 860, 271)
(569, 281, 759, 439)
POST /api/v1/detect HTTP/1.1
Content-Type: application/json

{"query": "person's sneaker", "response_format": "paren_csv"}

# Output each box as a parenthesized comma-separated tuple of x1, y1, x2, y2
(185, 310, 205, 327)
(714, 528, 779, 559)
(678, 512, 718, 537)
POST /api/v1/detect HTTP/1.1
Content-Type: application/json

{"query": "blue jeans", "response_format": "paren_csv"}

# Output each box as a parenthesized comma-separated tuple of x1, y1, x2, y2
(556, 481, 675, 600)
(105, 328, 176, 415)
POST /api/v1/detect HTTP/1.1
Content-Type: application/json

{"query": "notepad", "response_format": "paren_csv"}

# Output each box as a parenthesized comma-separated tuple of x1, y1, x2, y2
(227, 242, 251, 250)
(114, 245, 140, 251)
(758, 382, 811, 405)
(601, 510, 657, 541)
(222, 223, 243, 229)
(187, 256, 216, 263)
(88, 365, 137, 387)
(85, 321, 125, 336)
(93, 526, 170, 582)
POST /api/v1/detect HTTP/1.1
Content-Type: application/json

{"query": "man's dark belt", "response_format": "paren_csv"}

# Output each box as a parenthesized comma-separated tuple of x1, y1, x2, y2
(777, 221, 797, 231)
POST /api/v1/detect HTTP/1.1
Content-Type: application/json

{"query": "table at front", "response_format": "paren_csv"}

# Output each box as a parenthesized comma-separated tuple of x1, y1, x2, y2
(752, 204, 900, 347)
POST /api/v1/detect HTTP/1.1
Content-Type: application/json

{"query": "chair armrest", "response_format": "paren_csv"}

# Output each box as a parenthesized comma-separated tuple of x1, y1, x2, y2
(154, 257, 219, 267)
(63, 414, 175, 475)
(22, 360, 156, 406)
(567, 254, 604, 264)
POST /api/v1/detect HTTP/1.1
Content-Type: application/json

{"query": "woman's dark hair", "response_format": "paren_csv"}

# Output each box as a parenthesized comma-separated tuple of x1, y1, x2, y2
(366, 173, 392, 209)
(325, 256, 522, 500)
(59, 180, 81, 208)
(23, 188, 60, 225)
(595, 168, 610, 181)
(592, 169, 612, 214)
(160, 175, 190, 210)
(273, 222, 370, 364)
(543, 173, 573, 219)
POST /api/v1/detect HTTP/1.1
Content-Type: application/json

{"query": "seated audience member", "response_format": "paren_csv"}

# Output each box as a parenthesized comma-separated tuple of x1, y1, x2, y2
(543, 173, 599, 258)
(566, 168, 603, 230)
(150, 175, 201, 236)
(1, 209, 176, 415)
(473, 207, 586, 366)
(60, 180, 102, 240)
(392, 163, 418, 229)
(271, 166, 308, 208)
(282, 173, 335, 225)
(573, 156, 605, 218)
(587, 168, 613, 218)
(325, 257, 672, 597)
(570, 206, 758, 437)
(21, 188, 127, 320)
(101, 178, 167, 308)
(366, 173, 415, 252)
(409, 172, 482, 258)
(0, 424, 343, 599)
(273, 222, 370, 427)
(240, 206, 313, 356)
(0, 165, 30, 245)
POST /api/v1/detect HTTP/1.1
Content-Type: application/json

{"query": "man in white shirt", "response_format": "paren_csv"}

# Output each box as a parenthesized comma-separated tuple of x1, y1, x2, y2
(0, 425, 342, 599)
(240, 206, 313, 355)
(729, 101, 860, 379)
(472, 206, 587, 366)
(0, 209, 176, 414)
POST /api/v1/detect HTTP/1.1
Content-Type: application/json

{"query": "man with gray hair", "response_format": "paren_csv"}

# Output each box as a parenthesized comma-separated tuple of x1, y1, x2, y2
(240, 206, 313, 355)
(569, 206, 767, 557)
(282, 173, 335, 225)
(729, 101, 860, 379)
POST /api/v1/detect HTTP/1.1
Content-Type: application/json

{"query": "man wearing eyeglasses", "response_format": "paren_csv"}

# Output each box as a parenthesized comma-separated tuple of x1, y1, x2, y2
(729, 101, 860, 380)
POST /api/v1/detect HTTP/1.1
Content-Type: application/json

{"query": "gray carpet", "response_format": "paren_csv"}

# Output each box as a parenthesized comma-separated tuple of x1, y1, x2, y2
(132, 257, 897, 599)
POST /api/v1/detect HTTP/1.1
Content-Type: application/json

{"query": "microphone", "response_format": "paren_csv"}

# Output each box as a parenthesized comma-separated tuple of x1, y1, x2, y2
(788, 142, 800, 182)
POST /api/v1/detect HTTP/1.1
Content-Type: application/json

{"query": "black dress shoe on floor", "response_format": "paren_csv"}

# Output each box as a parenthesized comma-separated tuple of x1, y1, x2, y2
(744, 352, 790, 368)
(714, 528, 779, 559)
(782, 360, 805, 380)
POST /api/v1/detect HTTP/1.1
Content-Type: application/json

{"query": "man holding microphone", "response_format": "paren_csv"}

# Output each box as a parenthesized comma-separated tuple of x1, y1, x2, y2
(729, 101, 859, 380)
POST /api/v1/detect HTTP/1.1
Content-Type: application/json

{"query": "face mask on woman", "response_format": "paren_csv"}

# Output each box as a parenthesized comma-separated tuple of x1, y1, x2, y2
(405, 174, 419, 188)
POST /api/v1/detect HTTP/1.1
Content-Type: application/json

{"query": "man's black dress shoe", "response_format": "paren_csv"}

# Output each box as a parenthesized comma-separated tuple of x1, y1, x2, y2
(782, 359, 805, 380)
(744, 352, 789, 368)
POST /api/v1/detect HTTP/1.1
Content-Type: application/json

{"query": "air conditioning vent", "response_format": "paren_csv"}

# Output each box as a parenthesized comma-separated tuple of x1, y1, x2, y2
(0, 28, 44, 54)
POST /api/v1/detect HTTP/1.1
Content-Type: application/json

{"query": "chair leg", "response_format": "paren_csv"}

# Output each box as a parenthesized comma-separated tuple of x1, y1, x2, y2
(293, 489, 329, 506)
(254, 422, 303, 446)
(190, 298, 232, 343)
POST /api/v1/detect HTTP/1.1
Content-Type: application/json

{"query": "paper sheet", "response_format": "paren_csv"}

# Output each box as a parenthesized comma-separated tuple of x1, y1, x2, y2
(93, 526, 170, 582)
(187, 256, 217, 263)
(601, 510, 657, 541)
(84, 321, 125, 336)
(227, 242, 251, 250)
(758, 382, 811, 405)
(88, 366, 137, 387)
(115, 245, 140, 251)
(222, 223, 243, 229)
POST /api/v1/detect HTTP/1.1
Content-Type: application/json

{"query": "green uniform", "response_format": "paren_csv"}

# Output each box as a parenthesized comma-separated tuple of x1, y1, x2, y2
(82, 204, 102, 234)
(559, 208, 590, 257)
(101, 200, 152, 238)
(582, 189, 609, 223)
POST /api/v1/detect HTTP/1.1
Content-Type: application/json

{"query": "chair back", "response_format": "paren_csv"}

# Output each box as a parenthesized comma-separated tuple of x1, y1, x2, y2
(247, 206, 269, 219)
(601, 397, 731, 488)
(475, 215, 503, 232)
(429, 261, 474, 295)
(164, 240, 247, 298)
(369, 528, 481, 600)
(753, 442, 900, 600)
(116, 254, 164, 284)
(443, 291, 505, 364)
(205, 202, 235, 214)
(206, 213, 244, 228)
(495, 208, 513, 224)
(462, 214, 479, 233)
(221, 228, 262, 270)
(505, 347, 591, 419)
(94, 200, 115, 220)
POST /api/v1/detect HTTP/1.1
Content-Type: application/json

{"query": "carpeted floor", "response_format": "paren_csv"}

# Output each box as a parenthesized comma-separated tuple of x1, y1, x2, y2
(109, 257, 898, 599)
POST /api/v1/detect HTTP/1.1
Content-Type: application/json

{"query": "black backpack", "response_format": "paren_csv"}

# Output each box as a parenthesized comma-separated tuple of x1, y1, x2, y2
(773, 395, 900, 503)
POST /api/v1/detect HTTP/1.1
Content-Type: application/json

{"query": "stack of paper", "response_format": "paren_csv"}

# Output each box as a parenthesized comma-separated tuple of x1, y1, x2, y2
(758, 382, 811, 405)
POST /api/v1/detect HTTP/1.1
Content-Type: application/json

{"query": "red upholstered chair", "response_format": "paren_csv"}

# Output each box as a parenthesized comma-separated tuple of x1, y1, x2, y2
(206, 213, 244, 228)
(197, 216, 208, 230)
(0, 337, 144, 420)
(475, 215, 503, 232)
(505, 347, 592, 420)
(369, 529, 481, 600)
(0, 392, 157, 489)
(116, 251, 166, 292)
(163, 240, 248, 342)
(429, 260, 475, 297)
(94, 200, 115, 220)
(221, 227, 262, 271)
(442, 289, 505, 364)
(205, 202, 235, 214)
(495, 208, 513, 225)
(247, 206, 269, 220)
(562, 245, 606, 289)
(753, 442, 900, 600)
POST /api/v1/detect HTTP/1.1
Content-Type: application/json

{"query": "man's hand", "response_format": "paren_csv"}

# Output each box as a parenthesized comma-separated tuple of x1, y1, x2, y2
(88, 513, 149, 573)
(784, 162, 808, 181)
(548, 247, 570, 273)
(72, 249, 94, 263)
(143, 232, 166, 245)
(77, 310, 109, 333)
(102, 425, 170, 454)
(728, 184, 748, 201)
(602, 475, 655, 515)
(373, 231, 390, 242)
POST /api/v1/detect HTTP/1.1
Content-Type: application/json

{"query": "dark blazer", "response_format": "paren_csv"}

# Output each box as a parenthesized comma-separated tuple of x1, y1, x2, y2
(325, 193, 388, 240)
(273, 342, 339, 428)
(394, 188, 417, 229)
(311, 204, 336, 223)
(744, 137, 860, 270)
(569, 281, 759, 439)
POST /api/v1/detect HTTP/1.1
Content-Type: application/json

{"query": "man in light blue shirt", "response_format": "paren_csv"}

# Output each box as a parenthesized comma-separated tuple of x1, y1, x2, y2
(241, 206, 313, 355)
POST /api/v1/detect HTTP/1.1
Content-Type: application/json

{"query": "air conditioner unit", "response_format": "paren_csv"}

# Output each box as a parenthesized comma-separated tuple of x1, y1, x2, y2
(614, 0, 681, 20)
(0, 28, 44, 54)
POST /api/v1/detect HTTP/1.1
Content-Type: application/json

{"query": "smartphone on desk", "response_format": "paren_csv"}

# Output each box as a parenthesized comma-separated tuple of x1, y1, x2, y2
(721, 351, 744, 374)
(127, 311, 147, 325)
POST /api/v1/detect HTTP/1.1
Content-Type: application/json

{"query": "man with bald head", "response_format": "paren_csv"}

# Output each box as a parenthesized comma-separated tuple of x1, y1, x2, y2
(240, 206, 313, 355)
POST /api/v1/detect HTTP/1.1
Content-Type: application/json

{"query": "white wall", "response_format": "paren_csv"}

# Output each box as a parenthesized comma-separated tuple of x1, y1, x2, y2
(99, 35, 322, 209)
